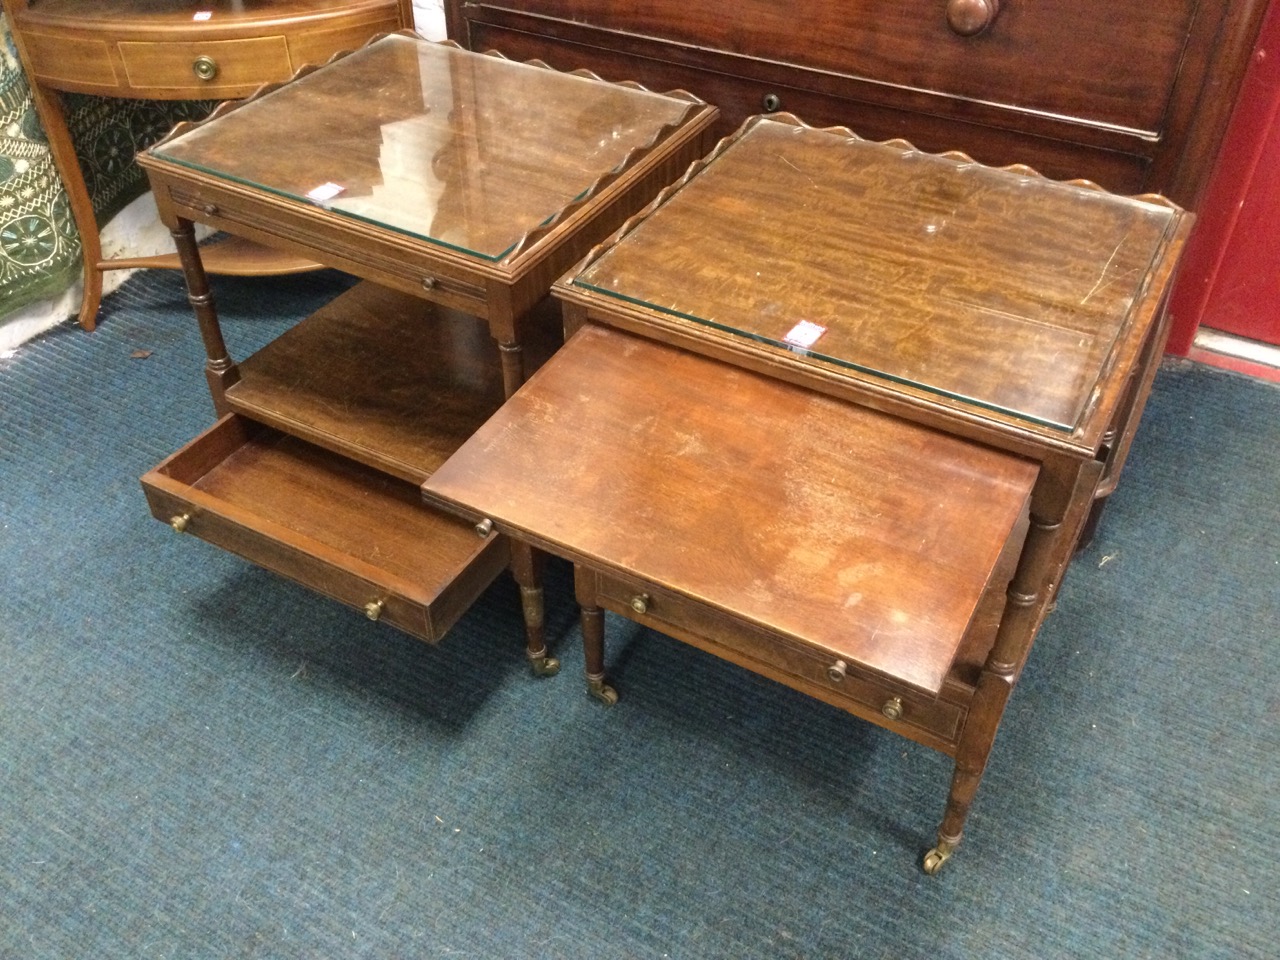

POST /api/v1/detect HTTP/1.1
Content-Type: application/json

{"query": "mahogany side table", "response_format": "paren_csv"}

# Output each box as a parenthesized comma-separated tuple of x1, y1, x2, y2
(423, 114, 1192, 872)
(136, 35, 716, 673)
(0, 0, 414, 330)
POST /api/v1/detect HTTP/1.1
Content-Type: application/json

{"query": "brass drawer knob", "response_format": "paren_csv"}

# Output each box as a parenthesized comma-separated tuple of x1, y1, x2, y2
(474, 518, 494, 538)
(882, 697, 904, 721)
(421, 276, 438, 291)
(192, 56, 219, 82)
(169, 513, 191, 533)
(364, 599, 385, 622)
(826, 659, 847, 683)
(629, 593, 650, 615)
(946, 0, 1000, 37)
(761, 92, 782, 113)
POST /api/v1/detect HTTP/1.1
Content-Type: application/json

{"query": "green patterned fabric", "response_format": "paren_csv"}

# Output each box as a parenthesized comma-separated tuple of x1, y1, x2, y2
(0, 19, 78, 318)
(64, 93, 213, 231)
(0, 16, 212, 322)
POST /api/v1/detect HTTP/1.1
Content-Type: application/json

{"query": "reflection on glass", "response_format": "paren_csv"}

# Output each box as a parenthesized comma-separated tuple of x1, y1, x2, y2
(573, 119, 1178, 431)
(153, 34, 696, 261)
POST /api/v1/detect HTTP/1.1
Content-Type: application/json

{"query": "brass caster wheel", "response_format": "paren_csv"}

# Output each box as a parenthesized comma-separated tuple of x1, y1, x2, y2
(922, 843, 954, 876)
(587, 677, 619, 706)
(528, 653, 561, 678)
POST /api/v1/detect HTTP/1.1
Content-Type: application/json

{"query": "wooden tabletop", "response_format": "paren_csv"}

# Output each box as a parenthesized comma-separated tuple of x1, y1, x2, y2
(425, 324, 1040, 694)
(563, 115, 1191, 443)
(148, 33, 708, 264)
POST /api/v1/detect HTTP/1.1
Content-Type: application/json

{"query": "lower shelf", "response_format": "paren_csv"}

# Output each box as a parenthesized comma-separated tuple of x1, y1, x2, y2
(224, 280, 562, 484)
(141, 415, 509, 643)
(103, 235, 322, 275)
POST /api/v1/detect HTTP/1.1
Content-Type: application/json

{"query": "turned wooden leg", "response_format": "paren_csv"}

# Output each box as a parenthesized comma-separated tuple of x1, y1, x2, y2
(498, 339, 524, 399)
(508, 540, 559, 677)
(926, 458, 1099, 875)
(169, 218, 239, 414)
(18, 78, 104, 330)
(574, 566, 617, 705)
(927, 672, 1014, 875)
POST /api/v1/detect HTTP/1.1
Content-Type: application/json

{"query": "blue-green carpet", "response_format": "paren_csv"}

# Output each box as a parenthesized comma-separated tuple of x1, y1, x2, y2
(1, 268, 1276, 958)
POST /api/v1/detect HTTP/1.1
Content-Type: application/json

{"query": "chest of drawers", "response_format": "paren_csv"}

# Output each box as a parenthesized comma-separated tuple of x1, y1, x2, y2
(445, 0, 1266, 206)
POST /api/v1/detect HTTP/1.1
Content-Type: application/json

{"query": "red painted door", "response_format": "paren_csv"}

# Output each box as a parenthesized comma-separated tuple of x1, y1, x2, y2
(1169, 0, 1280, 351)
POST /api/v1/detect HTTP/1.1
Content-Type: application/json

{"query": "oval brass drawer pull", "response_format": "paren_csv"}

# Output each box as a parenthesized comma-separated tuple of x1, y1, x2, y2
(170, 513, 191, 533)
(629, 593, 650, 615)
(474, 518, 494, 538)
(882, 697, 904, 721)
(826, 659, 847, 683)
(364, 599, 385, 621)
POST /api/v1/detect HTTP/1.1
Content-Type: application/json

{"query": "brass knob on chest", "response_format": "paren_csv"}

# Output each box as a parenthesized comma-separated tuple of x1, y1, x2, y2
(761, 93, 782, 113)
(474, 518, 494, 538)
(192, 56, 219, 81)
(169, 513, 191, 533)
(364, 599, 385, 621)
(421, 276, 438, 291)
(946, 0, 1000, 37)
(202, 204, 218, 217)
(629, 594, 650, 615)
(826, 659, 847, 683)
(882, 697, 904, 721)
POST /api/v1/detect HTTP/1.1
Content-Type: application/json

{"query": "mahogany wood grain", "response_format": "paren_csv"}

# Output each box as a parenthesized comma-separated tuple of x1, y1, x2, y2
(466, 0, 1189, 133)
(424, 324, 1039, 695)
(455, 21, 1153, 194)
(558, 116, 1195, 466)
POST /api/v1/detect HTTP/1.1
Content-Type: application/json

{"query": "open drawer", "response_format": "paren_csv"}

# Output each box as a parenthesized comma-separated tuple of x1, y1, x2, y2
(142, 415, 509, 643)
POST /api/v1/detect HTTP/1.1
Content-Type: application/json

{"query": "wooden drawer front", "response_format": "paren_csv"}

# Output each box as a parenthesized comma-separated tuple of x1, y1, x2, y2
(471, 1, 1195, 135)
(23, 33, 118, 90)
(285, 14, 406, 70)
(141, 416, 509, 644)
(16, 2, 407, 97)
(159, 182, 490, 315)
(463, 22, 1150, 192)
(119, 37, 294, 97)
(595, 572, 964, 745)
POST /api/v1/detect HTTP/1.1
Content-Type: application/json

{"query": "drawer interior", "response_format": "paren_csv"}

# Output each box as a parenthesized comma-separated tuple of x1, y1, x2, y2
(143, 415, 508, 643)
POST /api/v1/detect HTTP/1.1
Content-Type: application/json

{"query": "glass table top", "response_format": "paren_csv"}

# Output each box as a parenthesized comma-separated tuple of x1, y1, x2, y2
(151, 34, 699, 261)
(572, 118, 1180, 431)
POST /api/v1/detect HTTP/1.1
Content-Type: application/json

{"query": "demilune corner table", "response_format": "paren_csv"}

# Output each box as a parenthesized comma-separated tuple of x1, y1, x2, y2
(423, 114, 1193, 872)
(135, 34, 716, 672)
(1, 0, 417, 330)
